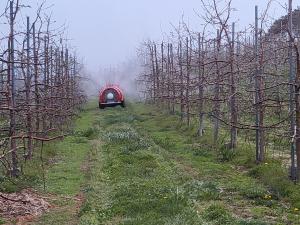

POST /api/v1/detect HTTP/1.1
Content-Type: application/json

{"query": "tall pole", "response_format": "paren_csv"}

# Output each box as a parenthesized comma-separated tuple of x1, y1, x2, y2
(154, 44, 159, 103)
(254, 5, 260, 163)
(161, 42, 165, 105)
(72, 55, 76, 107)
(42, 35, 49, 134)
(288, 0, 296, 181)
(170, 43, 175, 114)
(230, 22, 237, 149)
(213, 30, 220, 144)
(26, 16, 33, 158)
(149, 45, 155, 102)
(198, 33, 204, 136)
(167, 43, 171, 112)
(0, 63, 3, 95)
(33, 22, 40, 132)
(186, 37, 190, 126)
(9, 1, 17, 177)
(179, 40, 184, 121)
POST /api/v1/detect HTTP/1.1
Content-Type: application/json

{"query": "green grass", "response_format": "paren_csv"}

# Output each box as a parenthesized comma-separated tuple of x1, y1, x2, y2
(32, 102, 97, 224)
(129, 103, 300, 223)
(79, 103, 291, 224)
(3, 101, 300, 224)
(0, 101, 98, 224)
(79, 109, 201, 224)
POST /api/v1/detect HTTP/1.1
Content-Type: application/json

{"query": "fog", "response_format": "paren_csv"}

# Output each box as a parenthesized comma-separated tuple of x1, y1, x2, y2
(0, 0, 298, 97)
(46, 0, 295, 71)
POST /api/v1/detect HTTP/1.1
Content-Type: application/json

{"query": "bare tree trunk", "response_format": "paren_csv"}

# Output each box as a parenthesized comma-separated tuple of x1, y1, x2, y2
(230, 23, 238, 149)
(198, 33, 205, 136)
(167, 43, 171, 112)
(161, 42, 165, 106)
(170, 43, 175, 114)
(49, 46, 54, 129)
(26, 16, 33, 159)
(154, 44, 160, 104)
(9, 1, 18, 177)
(33, 23, 40, 134)
(186, 37, 191, 126)
(295, 49, 300, 178)
(179, 40, 184, 121)
(254, 6, 265, 162)
(149, 45, 155, 102)
(42, 35, 49, 135)
(213, 30, 221, 144)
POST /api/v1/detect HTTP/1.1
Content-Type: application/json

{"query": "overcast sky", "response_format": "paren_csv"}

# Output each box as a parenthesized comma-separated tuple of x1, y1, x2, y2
(1, 0, 298, 73)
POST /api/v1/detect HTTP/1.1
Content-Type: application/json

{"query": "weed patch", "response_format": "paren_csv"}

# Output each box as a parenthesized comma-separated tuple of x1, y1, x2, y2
(203, 203, 233, 224)
(184, 180, 221, 201)
(0, 218, 5, 225)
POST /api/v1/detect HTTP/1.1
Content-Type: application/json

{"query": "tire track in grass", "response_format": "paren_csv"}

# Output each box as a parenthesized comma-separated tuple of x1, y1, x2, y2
(79, 105, 275, 225)
(79, 108, 202, 224)
(31, 102, 299, 224)
(31, 103, 98, 225)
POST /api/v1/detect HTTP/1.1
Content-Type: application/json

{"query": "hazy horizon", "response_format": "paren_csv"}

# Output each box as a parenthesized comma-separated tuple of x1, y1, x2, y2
(1, 0, 297, 75)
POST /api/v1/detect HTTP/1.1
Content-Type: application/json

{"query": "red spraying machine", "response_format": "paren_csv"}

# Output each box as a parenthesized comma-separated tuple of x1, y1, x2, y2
(99, 84, 125, 109)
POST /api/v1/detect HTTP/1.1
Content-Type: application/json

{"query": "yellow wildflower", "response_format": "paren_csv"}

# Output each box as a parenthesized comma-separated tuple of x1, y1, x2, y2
(264, 194, 272, 200)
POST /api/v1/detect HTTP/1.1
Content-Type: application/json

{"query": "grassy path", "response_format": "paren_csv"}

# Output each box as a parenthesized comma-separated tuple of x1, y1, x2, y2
(27, 103, 95, 225)
(30, 102, 300, 224)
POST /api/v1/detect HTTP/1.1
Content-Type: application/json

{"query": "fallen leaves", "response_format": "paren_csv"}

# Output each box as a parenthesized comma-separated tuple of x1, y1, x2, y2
(0, 189, 51, 223)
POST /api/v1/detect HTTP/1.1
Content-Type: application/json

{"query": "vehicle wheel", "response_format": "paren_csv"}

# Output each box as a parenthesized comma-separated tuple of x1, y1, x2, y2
(99, 103, 105, 109)
(121, 101, 125, 108)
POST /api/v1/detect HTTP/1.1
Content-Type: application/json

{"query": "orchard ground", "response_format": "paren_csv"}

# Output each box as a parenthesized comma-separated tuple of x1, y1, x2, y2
(1, 101, 300, 224)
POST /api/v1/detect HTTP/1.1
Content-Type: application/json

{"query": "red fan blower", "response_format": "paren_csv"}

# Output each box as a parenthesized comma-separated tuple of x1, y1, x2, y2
(99, 84, 125, 109)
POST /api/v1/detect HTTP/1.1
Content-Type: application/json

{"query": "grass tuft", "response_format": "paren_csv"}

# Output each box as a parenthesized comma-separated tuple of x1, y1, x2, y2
(203, 203, 233, 224)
